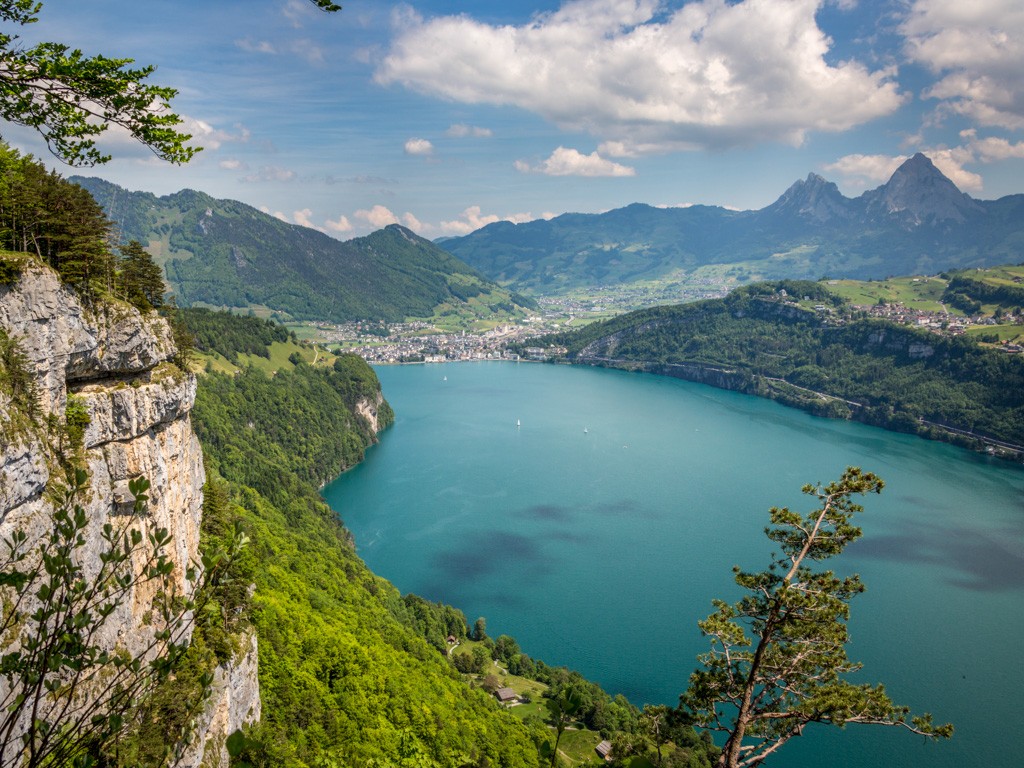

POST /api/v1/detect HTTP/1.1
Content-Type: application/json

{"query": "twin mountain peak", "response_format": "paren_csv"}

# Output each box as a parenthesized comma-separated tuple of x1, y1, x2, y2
(768, 153, 983, 226)
(74, 151, 1024, 310)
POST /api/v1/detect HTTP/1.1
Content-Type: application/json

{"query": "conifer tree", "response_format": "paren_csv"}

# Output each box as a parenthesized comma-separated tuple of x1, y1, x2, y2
(680, 467, 952, 768)
(118, 240, 164, 311)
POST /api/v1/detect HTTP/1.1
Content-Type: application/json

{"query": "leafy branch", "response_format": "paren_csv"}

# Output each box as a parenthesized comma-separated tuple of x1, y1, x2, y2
(0, 468, 246, 767)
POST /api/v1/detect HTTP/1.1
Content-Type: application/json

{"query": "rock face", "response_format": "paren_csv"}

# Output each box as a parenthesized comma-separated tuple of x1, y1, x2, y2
(178, 630, 262, 768)
(765, 173, 853, 223)
(355, 391, 387, 434)
(860, 152, 983, 226)
(0, 264, 258, 765)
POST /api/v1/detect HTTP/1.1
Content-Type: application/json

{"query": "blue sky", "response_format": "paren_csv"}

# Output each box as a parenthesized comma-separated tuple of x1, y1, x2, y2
(5, 0, 1024, 237)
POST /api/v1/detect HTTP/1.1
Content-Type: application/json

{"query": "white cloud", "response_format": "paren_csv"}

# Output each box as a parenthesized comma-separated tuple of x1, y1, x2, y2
(446, 123, 493, 138)
(180, 117, 250, 151)
(292, 208, 320, 230)
(235, 35, 323, 65)
(516, 146, 636, 177)
(283, 0, 316, 28)
(80, 110, 248, 160)
(439, 206, 544, 236)
(355, 205, 401, 228)
(235, 38, 277, 54)
(823, 134, 1024, 193)
(902, 0, 1024, 129)
(824, 153, 908, 186)
(960, 129, 1024, 161)
(401, 212, 425, 231)
(924, 148, 985, 191)
(218, 158, 248, 171)
(377, 0, 904, 154)
(325, 215, 353, 233)
(290, 39, 326, 66)
(404, 137, 434, 156)
(242, 165, 297, 183)
(260, 206, 291, 223)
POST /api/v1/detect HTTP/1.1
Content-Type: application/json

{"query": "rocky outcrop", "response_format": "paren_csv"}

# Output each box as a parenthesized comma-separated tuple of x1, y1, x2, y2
(179, 630, 262, 768)
(0, 263, 258, 764)
(860, 152, 983, 226)
(863, 327, 937, 359)
(355, 391, 386, 434)
(0, 265, 173, 415)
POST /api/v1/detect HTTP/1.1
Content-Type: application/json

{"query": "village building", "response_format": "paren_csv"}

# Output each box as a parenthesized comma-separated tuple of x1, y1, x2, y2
(493, 687, 519, 705)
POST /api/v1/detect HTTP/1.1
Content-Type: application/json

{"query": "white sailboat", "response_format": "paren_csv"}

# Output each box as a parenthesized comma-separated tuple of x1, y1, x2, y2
(516, 419, 521, 428)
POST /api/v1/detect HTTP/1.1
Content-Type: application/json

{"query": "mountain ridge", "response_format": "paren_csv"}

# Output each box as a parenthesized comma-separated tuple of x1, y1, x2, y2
(72, 177, 535, 325)
(441, 154, 1024, 294)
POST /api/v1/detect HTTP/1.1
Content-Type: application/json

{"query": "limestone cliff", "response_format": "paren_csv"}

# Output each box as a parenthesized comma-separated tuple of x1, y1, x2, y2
(0, 263, 258, 765)
(355, 390, 388, 434)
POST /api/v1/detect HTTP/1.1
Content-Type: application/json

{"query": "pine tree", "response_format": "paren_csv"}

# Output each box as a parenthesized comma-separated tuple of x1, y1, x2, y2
(680, 467, 952, 768)
(118, 240, 165, 311)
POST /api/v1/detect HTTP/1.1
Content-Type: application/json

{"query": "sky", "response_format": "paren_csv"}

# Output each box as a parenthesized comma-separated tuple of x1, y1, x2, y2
(4, 0, 1024, 238)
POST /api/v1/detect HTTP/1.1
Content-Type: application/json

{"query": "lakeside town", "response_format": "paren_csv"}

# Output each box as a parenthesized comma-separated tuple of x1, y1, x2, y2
(298, 285, 1024, 363)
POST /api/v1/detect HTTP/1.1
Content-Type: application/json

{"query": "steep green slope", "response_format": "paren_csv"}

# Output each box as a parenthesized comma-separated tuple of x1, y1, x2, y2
(545, 281, 1024, 454)
(72, 177, 534, 325)
(190, 354, 548, 766)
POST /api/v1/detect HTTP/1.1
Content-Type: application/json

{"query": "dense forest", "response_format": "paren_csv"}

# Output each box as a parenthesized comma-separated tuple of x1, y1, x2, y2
(187, 324, 718, 766)
(178, 307, 294, 363)
(541, 280, 1024, 454)
(75, 176, 535, 325)
(0, 141, 716, 766)
(0, 142, 166, 312)
(189, 357, 549, 765)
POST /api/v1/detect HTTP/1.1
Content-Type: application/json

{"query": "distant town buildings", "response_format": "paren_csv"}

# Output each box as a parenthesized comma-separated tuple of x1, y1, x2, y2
(301, 286, 1021, 366)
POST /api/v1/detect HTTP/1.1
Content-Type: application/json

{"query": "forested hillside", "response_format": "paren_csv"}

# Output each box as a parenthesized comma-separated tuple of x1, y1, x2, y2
(73, 176, 535, 325)
(544, 281, 1024, 454)
(183, 313, 720, 766)
(188, 349, 551, 765)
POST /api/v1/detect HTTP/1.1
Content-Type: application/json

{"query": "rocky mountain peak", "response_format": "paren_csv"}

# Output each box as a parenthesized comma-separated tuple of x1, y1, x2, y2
(764, 172, 851, 222)
(861, 152, 982, 225)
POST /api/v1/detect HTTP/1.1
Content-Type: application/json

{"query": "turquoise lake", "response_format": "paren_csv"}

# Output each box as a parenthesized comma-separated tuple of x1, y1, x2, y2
(323, 361, 1024, 768)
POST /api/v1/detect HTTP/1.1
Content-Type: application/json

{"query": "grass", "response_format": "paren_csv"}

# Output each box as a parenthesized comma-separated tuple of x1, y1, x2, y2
(449, 644, 618, 766)
(556, 728, 605, 765)
(194, 339, 336, 376)
(283, 322, 322, 341)
(965, 324, 1024, 343)
(826, 276, 949, 311)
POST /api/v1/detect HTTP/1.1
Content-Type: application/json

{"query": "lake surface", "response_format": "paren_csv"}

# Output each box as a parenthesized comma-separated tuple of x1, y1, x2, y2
(323, 361, 1024, 768)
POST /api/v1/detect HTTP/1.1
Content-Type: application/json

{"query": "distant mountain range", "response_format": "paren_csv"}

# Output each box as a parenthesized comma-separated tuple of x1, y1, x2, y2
(73, 177, 534, 324)
(440, 154, 1024, 295)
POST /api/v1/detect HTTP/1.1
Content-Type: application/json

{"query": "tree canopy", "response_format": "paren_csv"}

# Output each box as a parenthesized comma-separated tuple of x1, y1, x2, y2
(679, 468, 952, 768)
(0, 0, 339, 165)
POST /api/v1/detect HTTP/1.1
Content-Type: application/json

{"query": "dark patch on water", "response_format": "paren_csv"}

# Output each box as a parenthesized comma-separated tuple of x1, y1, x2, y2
(590, 499, 658, 519)
(420, 580, 530, 612)
(892, 493, 963, 517)
(433, 531, 551, 582)
(548, 530, 594, 545)
(520, 503, 573, 522)
(852, 523, 1024, 592)
(479, 591, 529, 609)
(592, 499, 637, 514)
